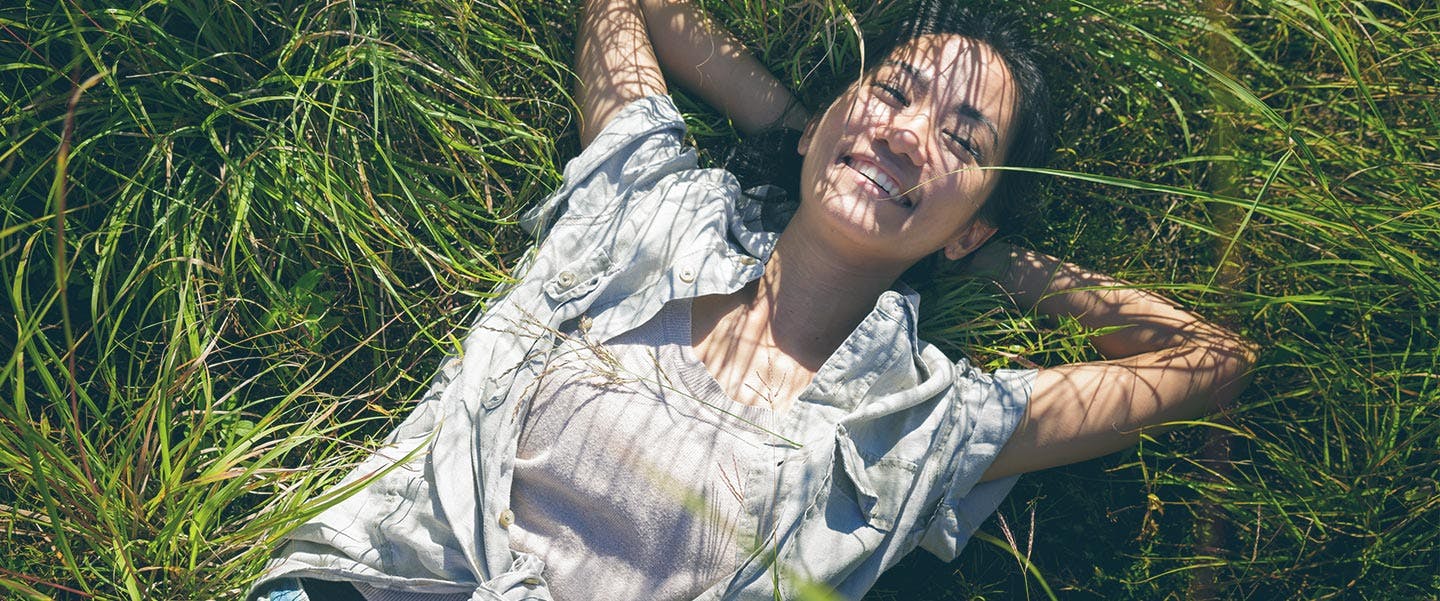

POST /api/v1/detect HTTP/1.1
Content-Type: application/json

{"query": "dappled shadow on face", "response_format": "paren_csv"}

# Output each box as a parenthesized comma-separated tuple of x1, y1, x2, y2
(791, 33, 1019, 271)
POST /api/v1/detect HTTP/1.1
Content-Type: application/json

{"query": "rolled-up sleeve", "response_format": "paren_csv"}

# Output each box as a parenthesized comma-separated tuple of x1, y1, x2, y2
(919, 365, 1035, 561)
(520, 95, 696, 238)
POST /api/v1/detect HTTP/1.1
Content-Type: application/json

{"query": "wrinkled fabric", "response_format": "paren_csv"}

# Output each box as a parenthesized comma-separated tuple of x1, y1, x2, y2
(252, 95, 1033, 601)
(508, 299, 773, 600)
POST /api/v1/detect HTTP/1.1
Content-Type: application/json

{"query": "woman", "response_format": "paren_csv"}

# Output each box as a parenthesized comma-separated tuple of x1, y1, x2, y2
(252, 0, 1255, 599)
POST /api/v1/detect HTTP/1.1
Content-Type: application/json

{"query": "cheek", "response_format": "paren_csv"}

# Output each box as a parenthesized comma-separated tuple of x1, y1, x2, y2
(824, 93, 882, 132)
(860, 97, 886, 120)
(924, 169, 996, 216)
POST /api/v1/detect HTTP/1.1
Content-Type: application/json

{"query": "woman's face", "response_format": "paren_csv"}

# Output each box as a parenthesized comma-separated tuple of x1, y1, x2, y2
(795, 33, 1018, 268)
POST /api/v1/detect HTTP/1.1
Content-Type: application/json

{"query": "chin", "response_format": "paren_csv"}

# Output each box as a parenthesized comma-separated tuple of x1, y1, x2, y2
(810, 201, 916, 259)
(824, 192, 914, 232)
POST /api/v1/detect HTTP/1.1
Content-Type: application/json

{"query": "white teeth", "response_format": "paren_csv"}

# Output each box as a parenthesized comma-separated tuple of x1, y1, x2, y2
(855, 162, 899, 196)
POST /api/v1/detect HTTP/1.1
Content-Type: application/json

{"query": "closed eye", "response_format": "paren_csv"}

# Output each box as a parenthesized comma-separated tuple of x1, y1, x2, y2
(945, 131, 983, 162)
(870, 82, 910, 107)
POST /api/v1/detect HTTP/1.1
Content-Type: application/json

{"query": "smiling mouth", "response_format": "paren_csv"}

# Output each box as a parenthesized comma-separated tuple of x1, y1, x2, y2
(841, 156, 913, 208)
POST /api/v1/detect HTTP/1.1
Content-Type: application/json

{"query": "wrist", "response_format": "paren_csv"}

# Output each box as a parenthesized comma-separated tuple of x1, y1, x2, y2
(960, 241, 1014, 283)
(776, 97, 810, 131)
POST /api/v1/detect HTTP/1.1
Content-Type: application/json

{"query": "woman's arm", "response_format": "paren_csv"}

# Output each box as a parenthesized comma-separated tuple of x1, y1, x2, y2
(576, 0, 812, 144)
(970, 243, 1258, 480)
(575, 0, 667, 146)
(576, 0, 805, 146)
(637, 0, 808, 134)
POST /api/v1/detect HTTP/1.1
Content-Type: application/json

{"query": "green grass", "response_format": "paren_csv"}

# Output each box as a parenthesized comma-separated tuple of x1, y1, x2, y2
(2, 0, 1437, 599)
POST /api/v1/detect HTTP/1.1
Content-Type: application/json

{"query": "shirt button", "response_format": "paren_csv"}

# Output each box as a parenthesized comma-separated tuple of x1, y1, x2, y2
(555, 270, 576, 287)
(739, 256, 757, 266)
(521, 577, 542, 587)
(679, 267, 696, 283)
(497, 508, 515, 528)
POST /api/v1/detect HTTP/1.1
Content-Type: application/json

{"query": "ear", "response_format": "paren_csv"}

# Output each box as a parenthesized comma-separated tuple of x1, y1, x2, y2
(943, 219, 998, 261)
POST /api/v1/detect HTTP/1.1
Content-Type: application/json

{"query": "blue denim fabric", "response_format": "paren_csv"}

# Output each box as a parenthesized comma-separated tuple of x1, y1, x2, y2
(255, 578, 307, 601)
(251, 96, 1032, 601)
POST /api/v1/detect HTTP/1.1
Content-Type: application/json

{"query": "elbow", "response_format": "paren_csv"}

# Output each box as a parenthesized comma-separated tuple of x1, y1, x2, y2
(1220, 324, 1259, 377)
(1174, 319, 1259, 415)
(1207, 328, 1259, 413)
(1236, 335, 1260, 374)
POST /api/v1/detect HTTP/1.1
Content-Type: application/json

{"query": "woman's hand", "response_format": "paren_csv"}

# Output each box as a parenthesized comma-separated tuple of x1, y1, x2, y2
(968, 243, 1258, 480)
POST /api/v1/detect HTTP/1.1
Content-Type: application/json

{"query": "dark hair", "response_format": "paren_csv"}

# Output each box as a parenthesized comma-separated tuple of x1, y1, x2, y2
(725, 0, 1052, 238)
(885, 0, 1053, 234)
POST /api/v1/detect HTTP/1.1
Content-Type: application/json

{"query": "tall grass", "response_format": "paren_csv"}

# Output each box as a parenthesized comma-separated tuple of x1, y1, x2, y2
(2, 1, 569, 597)
(2, 0, 1436, 599)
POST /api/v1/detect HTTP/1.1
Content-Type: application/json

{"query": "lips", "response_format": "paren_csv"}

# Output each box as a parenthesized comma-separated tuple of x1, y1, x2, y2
(841, 156, 913, 208)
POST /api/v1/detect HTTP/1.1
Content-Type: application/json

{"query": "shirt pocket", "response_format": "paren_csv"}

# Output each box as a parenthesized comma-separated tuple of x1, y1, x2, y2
(832, 425, 918, 532)
(541, 249, 613, 305)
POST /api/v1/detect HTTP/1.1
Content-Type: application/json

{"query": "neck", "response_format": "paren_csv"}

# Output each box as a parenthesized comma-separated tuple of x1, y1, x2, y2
(688, 225, 908, 409)
(740, 228, 902, 366)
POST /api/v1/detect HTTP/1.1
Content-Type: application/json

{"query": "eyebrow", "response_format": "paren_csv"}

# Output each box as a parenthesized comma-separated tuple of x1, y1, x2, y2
(881, 60, 1001, 151)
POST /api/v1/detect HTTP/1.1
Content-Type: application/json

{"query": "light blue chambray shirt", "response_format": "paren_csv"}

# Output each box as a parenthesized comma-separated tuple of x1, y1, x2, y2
(253, 96, 1033, 601)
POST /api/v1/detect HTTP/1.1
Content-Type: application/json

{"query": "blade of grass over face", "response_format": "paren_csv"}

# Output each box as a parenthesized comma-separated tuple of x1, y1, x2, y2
(2, 0, 1438, 599)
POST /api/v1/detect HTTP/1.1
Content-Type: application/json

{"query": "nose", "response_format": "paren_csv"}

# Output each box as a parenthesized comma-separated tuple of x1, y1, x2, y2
(878, 109, 930, 167)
